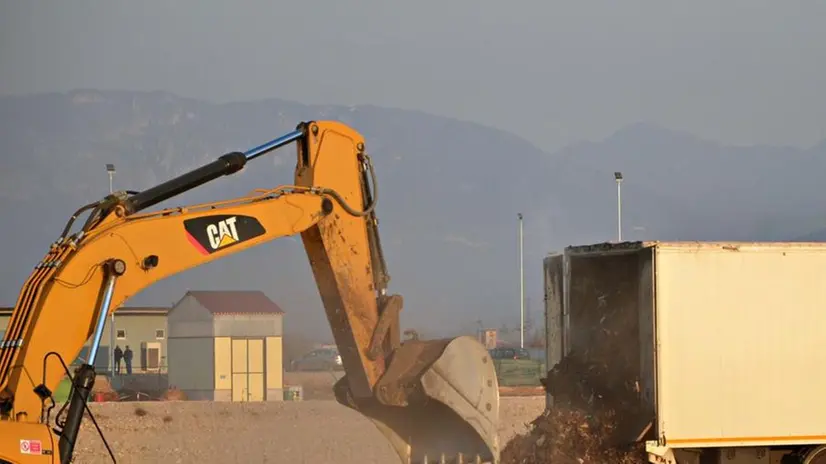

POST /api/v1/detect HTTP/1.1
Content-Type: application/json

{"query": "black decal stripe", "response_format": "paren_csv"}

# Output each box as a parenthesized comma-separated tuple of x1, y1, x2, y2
(183, 215, 266, 255)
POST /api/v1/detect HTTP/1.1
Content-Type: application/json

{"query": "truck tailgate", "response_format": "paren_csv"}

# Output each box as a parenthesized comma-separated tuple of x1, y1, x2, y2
(545, 244, 656, 444)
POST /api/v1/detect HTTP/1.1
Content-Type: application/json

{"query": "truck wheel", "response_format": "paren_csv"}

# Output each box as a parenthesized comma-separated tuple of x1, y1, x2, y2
(803, 446, 826, 464)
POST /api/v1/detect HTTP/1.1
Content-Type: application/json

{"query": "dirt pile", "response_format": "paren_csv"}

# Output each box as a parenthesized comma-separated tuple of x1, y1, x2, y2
(501, 403, 647, 464)
(91, 375, 115, 394)
(501, 311, 650, 464)
(501, 353, 648, 463)
(160, 386, 187, 401)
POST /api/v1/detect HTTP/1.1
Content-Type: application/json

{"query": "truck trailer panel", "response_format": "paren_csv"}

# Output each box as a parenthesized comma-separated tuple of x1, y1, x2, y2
(654, 243, 826, 447)
(545, 241, 826, 452)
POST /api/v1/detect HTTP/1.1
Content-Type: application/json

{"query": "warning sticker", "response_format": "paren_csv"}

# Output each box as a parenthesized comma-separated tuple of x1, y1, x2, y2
(19, 439, 42, 455)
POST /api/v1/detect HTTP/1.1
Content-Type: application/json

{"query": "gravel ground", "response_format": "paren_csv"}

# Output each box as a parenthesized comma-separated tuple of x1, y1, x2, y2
(72, 397, 544, 464)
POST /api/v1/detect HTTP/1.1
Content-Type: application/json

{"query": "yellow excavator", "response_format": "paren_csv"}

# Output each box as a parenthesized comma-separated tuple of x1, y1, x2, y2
(0, 121, 500, 464)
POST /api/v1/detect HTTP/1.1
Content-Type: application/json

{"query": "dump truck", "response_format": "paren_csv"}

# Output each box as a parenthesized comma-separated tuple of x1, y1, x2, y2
(544, 241, 826, 464)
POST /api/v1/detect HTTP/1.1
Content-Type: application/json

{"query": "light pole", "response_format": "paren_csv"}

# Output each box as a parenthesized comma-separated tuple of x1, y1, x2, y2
(614, 171, 623, 242)
(106, 164, 116, 378)
(106, 164, 115, 195)
(518, 213, 524, 349)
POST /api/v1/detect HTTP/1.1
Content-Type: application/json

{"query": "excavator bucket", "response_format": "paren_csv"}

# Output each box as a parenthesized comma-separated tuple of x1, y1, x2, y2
(334, 336, 500, 464)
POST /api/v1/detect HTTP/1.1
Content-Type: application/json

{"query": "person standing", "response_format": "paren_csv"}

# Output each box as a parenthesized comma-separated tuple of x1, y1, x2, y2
(124, 345, 133, 375)
(114, 345, 123, 375)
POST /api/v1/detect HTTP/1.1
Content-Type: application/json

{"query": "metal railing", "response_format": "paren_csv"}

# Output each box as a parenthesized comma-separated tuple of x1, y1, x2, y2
(63, 361, 170, 393)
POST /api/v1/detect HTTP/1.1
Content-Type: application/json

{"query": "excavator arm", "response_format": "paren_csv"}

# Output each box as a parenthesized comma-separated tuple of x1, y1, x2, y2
(0, 121, 499, 464)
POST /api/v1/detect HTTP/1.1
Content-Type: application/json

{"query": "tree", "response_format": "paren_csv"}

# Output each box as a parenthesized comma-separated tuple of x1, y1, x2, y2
(523, 298, 535, 334)
(526, 325, 546, 348)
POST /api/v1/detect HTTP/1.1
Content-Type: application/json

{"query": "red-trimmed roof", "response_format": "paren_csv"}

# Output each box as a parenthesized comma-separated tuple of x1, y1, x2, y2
(185, 290, 285, 315)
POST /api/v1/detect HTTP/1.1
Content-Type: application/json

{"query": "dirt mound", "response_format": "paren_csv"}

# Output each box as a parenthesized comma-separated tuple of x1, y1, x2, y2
(91, 375, 115, 394)
(160, 387, 187, 401)
(501, 349, 649, 463)
(501, 405, 646, 464)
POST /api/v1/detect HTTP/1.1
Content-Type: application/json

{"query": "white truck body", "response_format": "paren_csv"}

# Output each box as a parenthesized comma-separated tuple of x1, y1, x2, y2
(544, 241, 826, 464)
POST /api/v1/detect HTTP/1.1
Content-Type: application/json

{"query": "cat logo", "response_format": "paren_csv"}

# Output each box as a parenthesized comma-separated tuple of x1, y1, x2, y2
(206, 216, 239, 250)
(183, 214, 266, 255)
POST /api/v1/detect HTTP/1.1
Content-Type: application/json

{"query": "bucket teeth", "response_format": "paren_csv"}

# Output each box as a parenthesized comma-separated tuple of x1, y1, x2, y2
(335, 336, 500, 464)
(420, 455, 487, 464)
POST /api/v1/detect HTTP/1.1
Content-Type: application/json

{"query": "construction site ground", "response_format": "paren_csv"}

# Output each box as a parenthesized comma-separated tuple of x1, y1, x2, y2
(74, 397, 544, 463)
(73, 372, 545, 463)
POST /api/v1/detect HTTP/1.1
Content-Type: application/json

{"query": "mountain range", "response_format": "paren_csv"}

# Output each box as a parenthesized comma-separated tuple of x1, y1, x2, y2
(2, 89, 826, 338)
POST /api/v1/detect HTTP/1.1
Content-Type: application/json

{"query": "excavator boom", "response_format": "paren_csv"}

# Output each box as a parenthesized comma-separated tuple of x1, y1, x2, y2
(0, 121, 499, 464)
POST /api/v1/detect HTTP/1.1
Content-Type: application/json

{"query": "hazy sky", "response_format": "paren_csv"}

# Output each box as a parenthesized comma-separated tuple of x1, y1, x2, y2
(2, 1, 825, 152)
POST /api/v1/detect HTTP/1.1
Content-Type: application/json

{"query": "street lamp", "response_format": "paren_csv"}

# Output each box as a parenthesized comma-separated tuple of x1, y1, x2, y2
(105, 164, 116, 378)
(614, 172, 623, 242)
(518, 213, 524, 349)
(106, 164, 115, 194)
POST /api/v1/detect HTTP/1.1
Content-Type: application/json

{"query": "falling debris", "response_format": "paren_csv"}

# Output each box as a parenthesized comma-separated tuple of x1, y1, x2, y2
(501, 403, 647, 464)
(501, 353, 648, 463)
(501, 293, 650, 464)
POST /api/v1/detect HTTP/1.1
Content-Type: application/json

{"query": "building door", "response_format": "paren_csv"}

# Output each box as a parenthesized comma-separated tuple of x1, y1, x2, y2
(140, 342, 162, 372)
(246, 339, 264, 401)
(231, 338, 265, 402)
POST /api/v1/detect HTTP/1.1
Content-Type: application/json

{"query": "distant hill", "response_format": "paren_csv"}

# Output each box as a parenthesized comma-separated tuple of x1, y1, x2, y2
(2, 90, 826, 337)
(794, 226, 826, 242)
(555, 122, 826, 242)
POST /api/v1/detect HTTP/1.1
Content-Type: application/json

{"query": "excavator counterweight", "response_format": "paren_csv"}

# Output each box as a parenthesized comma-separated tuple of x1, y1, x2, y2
(0, 121, 500, 464)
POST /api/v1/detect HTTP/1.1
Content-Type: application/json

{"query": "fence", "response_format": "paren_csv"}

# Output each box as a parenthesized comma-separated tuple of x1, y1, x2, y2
(492, 359, 547, 387)
(60, 361, 170, 394)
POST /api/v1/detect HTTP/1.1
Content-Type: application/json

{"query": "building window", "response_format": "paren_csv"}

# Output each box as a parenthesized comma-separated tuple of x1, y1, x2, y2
(116, 329, 126, 340)
(155, 329, 165, 339)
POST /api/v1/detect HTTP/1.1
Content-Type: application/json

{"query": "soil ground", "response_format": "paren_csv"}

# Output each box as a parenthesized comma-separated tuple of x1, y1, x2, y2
(71, 372, 545, 463)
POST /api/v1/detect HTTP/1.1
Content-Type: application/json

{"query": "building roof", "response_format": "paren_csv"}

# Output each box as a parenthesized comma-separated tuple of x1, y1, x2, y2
(0, 306, 168, 317)
(115, 307, 169, 315)
(185, 290, 285, 316)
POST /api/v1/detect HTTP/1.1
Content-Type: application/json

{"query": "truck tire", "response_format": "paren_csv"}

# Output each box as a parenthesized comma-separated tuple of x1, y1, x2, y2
(803, 446, 826, 464)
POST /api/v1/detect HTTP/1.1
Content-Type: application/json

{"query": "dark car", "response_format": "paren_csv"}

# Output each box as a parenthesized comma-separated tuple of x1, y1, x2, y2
(289, 347, 343, 371)
(488, 347, 531, 360)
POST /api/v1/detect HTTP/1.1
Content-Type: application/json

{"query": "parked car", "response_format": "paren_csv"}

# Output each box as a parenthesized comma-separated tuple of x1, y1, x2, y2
(488, 347, 531, 360)
(290, 347, 343, 371)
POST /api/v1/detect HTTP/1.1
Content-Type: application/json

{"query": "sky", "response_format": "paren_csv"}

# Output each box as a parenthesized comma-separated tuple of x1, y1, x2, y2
(2, 1, 826, 340)
(2, 1, 826, 152)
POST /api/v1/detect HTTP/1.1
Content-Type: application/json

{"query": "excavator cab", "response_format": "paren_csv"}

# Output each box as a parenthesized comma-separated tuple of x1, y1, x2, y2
(0, 120, 499, 464)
